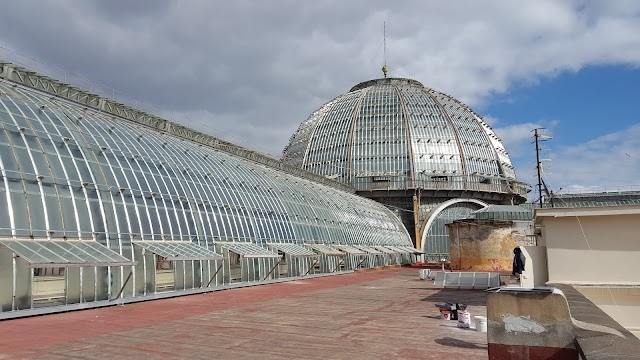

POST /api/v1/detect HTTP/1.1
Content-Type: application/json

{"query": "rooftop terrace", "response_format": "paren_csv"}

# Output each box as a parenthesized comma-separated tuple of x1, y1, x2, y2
(0, 267, 489, 359)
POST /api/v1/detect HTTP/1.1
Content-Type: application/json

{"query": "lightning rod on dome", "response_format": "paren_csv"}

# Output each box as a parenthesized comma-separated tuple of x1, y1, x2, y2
(382, 22, 389, 78)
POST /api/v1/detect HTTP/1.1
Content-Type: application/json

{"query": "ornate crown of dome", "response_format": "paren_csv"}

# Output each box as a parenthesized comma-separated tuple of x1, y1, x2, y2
(282, 77, 527, 198)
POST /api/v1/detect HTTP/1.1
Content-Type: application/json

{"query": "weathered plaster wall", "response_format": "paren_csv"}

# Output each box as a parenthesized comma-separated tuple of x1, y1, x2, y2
(486, 289, 578, 360)
(448, 222, 517, 272)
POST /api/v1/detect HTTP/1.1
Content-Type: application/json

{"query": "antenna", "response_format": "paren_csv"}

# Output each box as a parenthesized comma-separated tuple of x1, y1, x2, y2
(533, 128, 552, 207)
(382, 22, 389, 78)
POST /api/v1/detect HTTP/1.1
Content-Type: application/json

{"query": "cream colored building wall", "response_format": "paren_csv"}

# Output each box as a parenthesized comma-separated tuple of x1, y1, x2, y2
(538, 211, 640, 285)
(520, 246, 548, 288)
(536, 205, 640, 340)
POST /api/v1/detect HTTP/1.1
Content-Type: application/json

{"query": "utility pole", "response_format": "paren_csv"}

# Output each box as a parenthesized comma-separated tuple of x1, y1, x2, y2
(533, 128, 552, 207)
(534, 128, 543, 207)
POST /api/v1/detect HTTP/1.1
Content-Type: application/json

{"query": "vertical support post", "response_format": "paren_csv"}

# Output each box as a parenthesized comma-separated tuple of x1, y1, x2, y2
(413, 189, 422, 252)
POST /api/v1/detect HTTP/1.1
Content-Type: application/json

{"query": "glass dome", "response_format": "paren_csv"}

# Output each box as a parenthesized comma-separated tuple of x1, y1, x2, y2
(283, 78, 528, 199)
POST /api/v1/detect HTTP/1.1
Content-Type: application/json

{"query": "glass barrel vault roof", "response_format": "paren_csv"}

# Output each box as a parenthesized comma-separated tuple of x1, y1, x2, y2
(133, 241, 223, 261)
(0, 62, 413, 256)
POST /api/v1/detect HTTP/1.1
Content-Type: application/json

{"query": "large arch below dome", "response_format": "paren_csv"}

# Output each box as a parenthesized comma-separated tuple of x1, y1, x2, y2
(419, 198, 488, 260)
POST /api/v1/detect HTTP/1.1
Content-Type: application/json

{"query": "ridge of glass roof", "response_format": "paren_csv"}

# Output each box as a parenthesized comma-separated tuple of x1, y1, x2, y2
(385, 245, 412, 254)
(133, 241, 223, 261)
(371, 246, 397, 254)
(266, 243, 318, 257)
(306, 244, 345, 256)
(0, 61, 353, 193)
(351, 245, 383, 254)
(332, 244, 367, 255)
(218, 242, 281, 258)
(0, 240, 135, 268)
(398, 246, 424, 254)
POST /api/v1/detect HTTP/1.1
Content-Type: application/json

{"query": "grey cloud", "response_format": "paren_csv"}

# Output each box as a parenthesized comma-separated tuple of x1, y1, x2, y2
(1, 1, 640, 174)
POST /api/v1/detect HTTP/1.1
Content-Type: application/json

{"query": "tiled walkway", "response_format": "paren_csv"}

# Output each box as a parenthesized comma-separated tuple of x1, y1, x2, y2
(0, 267, 488, 359)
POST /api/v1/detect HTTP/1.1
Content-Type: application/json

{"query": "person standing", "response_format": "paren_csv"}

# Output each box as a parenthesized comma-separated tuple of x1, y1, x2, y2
(512, 247, 526, 279)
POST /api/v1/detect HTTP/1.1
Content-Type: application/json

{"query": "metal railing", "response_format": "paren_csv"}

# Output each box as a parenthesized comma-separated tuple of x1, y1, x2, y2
(353, 176, 531, 197)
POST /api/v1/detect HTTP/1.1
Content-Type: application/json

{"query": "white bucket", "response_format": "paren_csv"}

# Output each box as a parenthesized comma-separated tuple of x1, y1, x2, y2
(419, 269, 430, 280)
(474, 316, 487, 332)
(457, 311, 471, 328)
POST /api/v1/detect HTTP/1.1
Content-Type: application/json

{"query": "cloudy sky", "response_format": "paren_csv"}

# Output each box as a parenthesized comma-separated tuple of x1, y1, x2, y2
(1, 0, 639, 200)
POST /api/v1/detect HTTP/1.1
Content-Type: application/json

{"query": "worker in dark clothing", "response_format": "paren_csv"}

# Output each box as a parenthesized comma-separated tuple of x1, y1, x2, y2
(512, 247, 526, 278)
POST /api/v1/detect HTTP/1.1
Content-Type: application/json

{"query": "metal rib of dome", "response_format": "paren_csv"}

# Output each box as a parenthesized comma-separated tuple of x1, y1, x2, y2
(283, 78, 528, 199)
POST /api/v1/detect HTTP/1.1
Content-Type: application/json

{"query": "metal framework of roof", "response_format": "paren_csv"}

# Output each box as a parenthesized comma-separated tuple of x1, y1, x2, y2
(371, 246, 397, 254)
(133, 241, 223, 261)
(333, 244, 367, 255)
(0, 240, 135, 268)
(306, 244, 345, 256)
(218, 242, 280, 258)
(0, 61, 353, 193)
(352, 245, 383, 254)
(399, 246, 423, 254)
(384, 246, 411, 254)
(266, 243, 317, 258)
(282, 77, 530, 199)
(472, 205, 532, 221)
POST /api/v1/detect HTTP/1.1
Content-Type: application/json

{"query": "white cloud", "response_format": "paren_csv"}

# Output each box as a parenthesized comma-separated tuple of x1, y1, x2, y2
(547, 124, 640, 191)
(1, 0, 640, 191)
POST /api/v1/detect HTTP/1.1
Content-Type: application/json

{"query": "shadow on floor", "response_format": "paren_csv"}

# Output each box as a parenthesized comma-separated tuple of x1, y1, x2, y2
(422, 315, 442, 319)
(421, 289, 486, 306)
(433, 337, 488, 350)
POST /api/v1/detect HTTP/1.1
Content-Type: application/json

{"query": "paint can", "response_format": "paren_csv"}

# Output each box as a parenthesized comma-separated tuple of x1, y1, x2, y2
(439, 308, 450, 320)
(419, 269, 430, 280)
(457, 310, 470, 328)
(474, 316, 487, 332)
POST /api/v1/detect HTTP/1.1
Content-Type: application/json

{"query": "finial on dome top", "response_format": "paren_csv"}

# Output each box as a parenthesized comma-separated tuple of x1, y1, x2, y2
(383, 22, 388, 78)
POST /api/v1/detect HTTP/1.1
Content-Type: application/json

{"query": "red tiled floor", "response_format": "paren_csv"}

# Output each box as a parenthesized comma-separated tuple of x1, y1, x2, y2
(0, 267, 488, 359)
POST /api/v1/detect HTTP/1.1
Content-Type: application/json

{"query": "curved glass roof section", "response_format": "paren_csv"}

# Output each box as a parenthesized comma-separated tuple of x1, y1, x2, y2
(0, 72, 411, 251)
(283, 78, 527, 196)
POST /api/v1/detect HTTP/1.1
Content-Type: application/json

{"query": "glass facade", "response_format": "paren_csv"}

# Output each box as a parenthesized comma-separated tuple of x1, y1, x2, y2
(0, 64, 412, 315)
